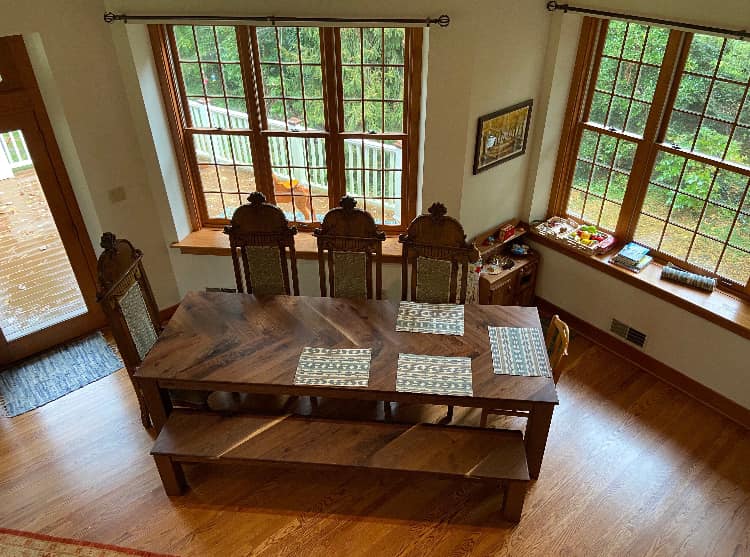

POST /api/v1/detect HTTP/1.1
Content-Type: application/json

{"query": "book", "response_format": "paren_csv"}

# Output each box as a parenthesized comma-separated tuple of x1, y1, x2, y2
(610, 254, 653, 273)
(615, 242, 650, 266)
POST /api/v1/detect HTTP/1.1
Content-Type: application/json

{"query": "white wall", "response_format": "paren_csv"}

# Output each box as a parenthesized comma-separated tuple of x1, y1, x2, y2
(1, 0, 748, 409)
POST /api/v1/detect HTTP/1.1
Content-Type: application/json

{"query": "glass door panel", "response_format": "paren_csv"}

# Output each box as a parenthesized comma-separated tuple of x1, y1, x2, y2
(0, 128, 88, 340)
(0, 110, 101, 365)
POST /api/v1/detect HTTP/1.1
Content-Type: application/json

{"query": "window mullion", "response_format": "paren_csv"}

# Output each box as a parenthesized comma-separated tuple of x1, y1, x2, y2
(404, 28, 422, 226)
(237, 26, 274, 202)
(322, 27, 345, 206)
(615, 30, 688, 240)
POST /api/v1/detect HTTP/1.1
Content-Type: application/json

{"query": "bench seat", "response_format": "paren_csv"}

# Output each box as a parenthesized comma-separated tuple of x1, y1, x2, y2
(151, 411, 531, 522)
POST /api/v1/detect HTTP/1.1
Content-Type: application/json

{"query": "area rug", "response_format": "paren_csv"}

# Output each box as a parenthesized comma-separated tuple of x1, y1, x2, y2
(0, 528, 176, 556)
(0, 333, 123, 417)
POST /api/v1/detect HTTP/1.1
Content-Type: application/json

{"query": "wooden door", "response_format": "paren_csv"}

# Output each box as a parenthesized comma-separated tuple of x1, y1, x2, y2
(0, 37, 102, 365)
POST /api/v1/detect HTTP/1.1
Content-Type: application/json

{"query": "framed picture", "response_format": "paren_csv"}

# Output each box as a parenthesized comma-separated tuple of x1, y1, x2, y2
(473, 99, 533, 174)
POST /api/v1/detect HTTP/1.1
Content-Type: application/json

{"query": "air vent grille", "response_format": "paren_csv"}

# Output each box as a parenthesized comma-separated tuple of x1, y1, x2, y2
(610, 319, 647, 348)
(206, 287, 238, 293)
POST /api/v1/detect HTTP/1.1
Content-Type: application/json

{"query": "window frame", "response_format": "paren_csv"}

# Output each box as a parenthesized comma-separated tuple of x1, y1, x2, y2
(149, 24, 422, 233)
(549, 17, 750, 299)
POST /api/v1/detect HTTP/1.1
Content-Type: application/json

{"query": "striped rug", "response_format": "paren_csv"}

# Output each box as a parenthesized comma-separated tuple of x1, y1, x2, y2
(0, 333, 123, 417)
(0, 528, 175, 556)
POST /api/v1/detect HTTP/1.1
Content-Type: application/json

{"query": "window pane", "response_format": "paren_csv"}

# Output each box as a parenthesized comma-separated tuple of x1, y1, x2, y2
(588, 23, 665, 136)
(216, 27, 239, 62)
(636, 151, 750, 283)
(268, 137, 328, 223)
(341, 28, 407, 133)
(343, 138, 403, 225)
(173, 26, 198, 61)
(192, 134, 255, 219)
(195, 26, 219, 61)
(566, 132, 635, 230)
(666, 34, 750, 166)
(257, 27, 325, 131)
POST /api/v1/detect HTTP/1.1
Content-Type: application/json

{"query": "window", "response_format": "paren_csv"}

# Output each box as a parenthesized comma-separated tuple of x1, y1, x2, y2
(551, 18, 750, 297)
(151, 24, 422, 231)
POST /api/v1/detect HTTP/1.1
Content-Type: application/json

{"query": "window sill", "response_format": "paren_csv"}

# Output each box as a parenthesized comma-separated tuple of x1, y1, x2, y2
(171, 228, 404, 263)
(528, 230, 750, 341)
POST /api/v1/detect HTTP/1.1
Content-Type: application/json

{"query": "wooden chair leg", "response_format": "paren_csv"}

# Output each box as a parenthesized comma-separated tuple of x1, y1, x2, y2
(153, 455, 186, 496)
(480, 409, 489, 428)
(446, 405, 454, 422)
(126, 372, 152, 429)
(383, 401, 392, 421)
(502, 480, 528, 523)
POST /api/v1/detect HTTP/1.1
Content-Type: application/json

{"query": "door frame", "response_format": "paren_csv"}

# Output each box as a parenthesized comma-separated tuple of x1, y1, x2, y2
(0, 35, 103, 364)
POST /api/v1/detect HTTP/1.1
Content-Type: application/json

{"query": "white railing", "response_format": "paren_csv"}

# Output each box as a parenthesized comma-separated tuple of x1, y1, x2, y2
(0, 130, 33, 169)
(188, 100, 403, 201)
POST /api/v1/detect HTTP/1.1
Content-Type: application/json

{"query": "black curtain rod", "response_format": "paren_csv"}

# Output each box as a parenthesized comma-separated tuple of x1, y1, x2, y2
(103, 12, 450, 28)
(546, 1, 749, 39)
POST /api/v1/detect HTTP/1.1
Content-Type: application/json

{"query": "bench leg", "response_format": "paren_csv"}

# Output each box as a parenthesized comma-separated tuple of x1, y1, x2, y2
(153, 455, 186, 496)
(502, 480, 528, 523)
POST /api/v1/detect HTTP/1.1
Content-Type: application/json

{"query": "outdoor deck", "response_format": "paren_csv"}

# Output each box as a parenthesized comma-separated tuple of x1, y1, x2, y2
(0, 168, 86, 342)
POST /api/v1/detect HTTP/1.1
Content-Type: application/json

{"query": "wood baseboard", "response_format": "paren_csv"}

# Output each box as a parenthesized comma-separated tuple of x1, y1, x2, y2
(159, 304, 178, 324)
(537, 297, 750, 430)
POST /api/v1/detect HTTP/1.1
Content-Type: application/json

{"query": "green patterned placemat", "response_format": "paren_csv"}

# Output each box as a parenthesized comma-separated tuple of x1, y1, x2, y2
(294, 347, 371, 387)
(395, 353, 473, 396)
(488, 327, 552, 377)
(395, 302, 464, 336)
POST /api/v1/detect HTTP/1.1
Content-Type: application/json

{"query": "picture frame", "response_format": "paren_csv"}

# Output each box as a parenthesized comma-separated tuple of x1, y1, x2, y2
(473, 99, 533, 174)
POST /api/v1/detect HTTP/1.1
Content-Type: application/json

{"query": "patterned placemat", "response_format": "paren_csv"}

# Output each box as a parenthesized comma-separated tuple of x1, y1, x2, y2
(395, 353, 473, 396)
(488, 327, 552, 377)
(395, 301, 464, 336)
(294, 347, 371, 387)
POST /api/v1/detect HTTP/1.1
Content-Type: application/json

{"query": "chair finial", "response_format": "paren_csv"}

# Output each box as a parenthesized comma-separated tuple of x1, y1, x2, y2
(247, 191, 267, 206)
(100, 232, 117, 251)
(339, 195, 357, 211)
(427, 202, 447, 219)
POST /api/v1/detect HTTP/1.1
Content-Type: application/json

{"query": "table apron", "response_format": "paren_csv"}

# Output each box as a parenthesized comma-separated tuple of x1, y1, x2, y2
(143, 377, 550, 412)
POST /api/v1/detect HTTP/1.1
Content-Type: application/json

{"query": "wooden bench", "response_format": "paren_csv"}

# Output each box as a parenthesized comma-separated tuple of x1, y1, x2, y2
(151, 411, 531, 522)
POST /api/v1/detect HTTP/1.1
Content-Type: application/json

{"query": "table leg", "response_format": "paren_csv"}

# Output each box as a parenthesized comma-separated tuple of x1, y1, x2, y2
(138, 378, 172, 433)
(525, 403, 554, 479)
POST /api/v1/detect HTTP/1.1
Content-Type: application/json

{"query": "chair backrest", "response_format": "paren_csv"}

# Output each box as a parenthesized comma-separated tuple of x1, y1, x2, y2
(398, 202, 479, 304)
(223, 192, 299, 296)
(96, 232, 160, 373)
(313, 196, 386, 300)
(545, 314, 570, 383)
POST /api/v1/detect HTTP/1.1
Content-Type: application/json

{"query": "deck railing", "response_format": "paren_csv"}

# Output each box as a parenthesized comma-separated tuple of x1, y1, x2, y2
(189, 100, 403, 200)
(0, 131, 33, 170)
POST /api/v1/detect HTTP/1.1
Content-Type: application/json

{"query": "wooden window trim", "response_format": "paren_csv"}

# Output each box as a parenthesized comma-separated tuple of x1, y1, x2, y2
(150, 24, 421, 234)
(549, 17, 750, 301)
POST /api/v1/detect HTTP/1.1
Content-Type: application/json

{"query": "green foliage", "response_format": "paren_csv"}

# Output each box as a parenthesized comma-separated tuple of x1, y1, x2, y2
(173, 25, 406, 133)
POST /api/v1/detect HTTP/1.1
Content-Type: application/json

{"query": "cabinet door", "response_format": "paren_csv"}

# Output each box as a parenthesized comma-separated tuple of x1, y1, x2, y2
(490, 277, 516, 305)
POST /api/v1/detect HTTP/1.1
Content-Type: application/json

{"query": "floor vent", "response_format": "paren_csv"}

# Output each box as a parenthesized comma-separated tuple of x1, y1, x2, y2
(206, 287, 238, 293)
(610, 319, 647, 348)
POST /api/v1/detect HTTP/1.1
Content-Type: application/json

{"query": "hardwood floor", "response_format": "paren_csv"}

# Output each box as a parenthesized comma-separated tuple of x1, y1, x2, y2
(0, 333, 748, 556)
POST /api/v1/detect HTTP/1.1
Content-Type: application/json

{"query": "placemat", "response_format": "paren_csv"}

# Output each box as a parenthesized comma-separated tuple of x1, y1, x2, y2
(395, 353, 473, 396)
(294, 347, 371, 387)
(488, 327, 552, 377)
(395, 301, 464, 336)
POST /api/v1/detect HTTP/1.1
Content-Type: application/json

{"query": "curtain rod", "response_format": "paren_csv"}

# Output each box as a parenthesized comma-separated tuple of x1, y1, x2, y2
(546, 1, 749, 39)
(103, 12, 450, 28)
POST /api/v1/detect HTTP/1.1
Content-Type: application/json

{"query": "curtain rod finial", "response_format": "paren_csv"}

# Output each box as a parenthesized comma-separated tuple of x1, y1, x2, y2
(437, 14, 450, 27)
(546, 1, 558, 11)
(103, 11, 116, 23)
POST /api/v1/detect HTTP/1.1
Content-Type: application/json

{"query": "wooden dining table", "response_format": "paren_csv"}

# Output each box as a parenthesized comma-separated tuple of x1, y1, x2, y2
(135, 291, 558, 479)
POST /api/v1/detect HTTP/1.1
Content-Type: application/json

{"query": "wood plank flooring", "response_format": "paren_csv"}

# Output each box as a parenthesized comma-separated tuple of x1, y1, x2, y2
(0, 334, 748, 556)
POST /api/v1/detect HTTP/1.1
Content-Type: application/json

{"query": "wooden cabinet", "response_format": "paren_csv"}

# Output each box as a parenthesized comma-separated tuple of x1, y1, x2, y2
(478, 252, 539, 306)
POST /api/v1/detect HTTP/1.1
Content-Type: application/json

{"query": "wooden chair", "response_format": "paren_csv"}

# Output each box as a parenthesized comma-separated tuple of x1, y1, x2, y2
(480, 315, 570, 427)
(223, 191, 300, 296)
(399, 202, 479, 304)
(313, 195, 386, 299)
(96, 232, 163, 429)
